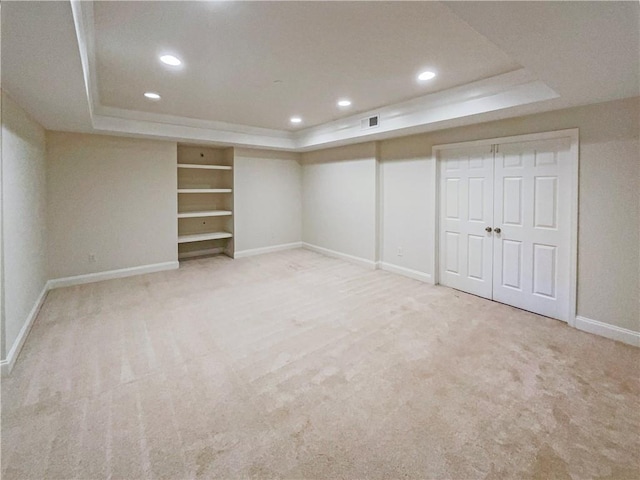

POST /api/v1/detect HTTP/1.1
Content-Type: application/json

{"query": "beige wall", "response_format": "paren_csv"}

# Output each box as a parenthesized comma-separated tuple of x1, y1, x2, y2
(234, 148, 302, 253)
(301, 142, 378, 263)
(381, 97, 639, 332)
(379, 142, 433, 277)
(2, 93, 637, 364)
(0, 9, 4, 361)
(1, 92, 47, 360)
(380, 98, 640, 331)
(46, 132, 177, 279)
(301, 97, 639, 333)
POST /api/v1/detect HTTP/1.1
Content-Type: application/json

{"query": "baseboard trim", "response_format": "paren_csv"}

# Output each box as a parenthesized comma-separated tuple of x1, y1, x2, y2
(179, 248, 225, 260)
(2, 261, 180, 376)
(234, 242, 303, 259)
(575, 316, 640, 347)
(1, 283, 49, 376)
(48, 261, 180, 289)
(378, 262, 433, 284)
(302, 243, 377, 270)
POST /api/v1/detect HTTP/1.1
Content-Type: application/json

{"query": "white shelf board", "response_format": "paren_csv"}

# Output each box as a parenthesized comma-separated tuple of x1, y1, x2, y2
(178, 210, 232, 218)
(178, 188, 232, 193)
(178, 163, 232, 170)
(178, 232, 233, 243)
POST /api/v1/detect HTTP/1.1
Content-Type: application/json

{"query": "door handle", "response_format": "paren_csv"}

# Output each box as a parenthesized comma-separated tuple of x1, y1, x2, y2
(485, 227, 492, 233)
(494, 227, 501, 234)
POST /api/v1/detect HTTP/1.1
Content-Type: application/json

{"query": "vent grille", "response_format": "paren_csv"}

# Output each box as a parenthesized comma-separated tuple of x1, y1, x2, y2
(361, 115, 380, 129)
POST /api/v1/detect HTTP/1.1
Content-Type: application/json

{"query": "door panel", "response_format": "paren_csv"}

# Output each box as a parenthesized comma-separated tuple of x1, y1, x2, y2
(492, 138, 572, 320)
(439, 145, 494, 299)
(468, 178, 485, 221)
(532, 244, 556, 298)
(445, 232, 460, 274)
(445, 178, 460, 219)
(467, 235, 485, 280)
(502, 177, 523, 226)
(534, 176, 558, 228)
(501, 239, 522, 290)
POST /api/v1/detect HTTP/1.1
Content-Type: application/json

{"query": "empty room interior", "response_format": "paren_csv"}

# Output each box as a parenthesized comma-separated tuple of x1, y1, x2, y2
(1, 1, 639, 479)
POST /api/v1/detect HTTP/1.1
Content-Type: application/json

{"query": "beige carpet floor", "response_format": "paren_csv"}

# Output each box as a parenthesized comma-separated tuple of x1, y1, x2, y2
(1, 248, 638, 479)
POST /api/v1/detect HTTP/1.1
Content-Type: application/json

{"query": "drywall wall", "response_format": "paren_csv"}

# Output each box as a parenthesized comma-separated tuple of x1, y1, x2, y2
(46, 132, 177, 279)
(1, 92, 47, 361)
(379, 138, 433, 278)
(234, 148, 302, 253)
(576, 127, 638, 332)
(378, 96, 639, 332)
(301, 142, 377, 264)
(0, 8, 4, 361)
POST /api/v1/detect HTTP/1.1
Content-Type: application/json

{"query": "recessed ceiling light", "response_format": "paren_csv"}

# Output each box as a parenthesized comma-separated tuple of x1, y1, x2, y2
(160, 54, 182, 66)
(290, 116, 302, 124)
(144, 92, 161, 100)
(337, 99, 352, 107)
(418, 71, 436, 81)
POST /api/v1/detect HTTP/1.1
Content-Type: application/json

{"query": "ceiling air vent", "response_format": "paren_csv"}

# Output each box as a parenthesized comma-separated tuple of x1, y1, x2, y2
(361, 115, 380, 130)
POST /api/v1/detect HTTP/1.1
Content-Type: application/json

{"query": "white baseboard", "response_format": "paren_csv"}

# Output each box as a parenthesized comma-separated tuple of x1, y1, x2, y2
(378, 262, 433, 284)
(302, 243, 377, 270)
(179, 247, 225, 259)
(234, 242, 302, 259)
(575, 316, 640, 347)
(48, 261, 179, 289)
(1, 283, 49, 376)
(1, 261, 180, 376)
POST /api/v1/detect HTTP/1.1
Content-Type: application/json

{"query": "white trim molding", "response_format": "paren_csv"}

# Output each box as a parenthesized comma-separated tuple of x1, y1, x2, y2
(378, 262, 433, 284)
(234, 242, 302, 259)
(302, 243, 377, 270)
(575, 316, 640, 347)
(1, 284, 49, 376)
(48, 261, 179, 289)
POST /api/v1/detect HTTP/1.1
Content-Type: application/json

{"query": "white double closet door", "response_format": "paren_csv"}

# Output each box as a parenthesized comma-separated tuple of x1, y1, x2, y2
(439, 136, 574, 321)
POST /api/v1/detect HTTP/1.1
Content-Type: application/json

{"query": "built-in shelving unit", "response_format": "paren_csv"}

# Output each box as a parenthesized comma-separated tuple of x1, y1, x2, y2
(177, 145, 234, 260)
(177, 210, 232, 219)
(178, 232, 233, 243)
(177, 188, 232, 194)
(177, 164, 232, 171)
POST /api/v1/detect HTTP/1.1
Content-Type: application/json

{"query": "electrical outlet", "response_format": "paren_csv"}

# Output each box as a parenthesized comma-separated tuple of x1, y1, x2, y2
(397, 247, 403, 257)
(88, 253, 96, 263)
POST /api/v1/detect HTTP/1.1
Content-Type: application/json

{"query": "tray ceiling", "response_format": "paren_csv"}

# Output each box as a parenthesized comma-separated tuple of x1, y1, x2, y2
(2, 1, 637, 151)
(93, 1, 521, 130)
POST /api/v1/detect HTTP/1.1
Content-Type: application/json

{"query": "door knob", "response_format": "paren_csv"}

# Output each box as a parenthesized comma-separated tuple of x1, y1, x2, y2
(485, 227, 492, 233)
(494, 227, 502, 234)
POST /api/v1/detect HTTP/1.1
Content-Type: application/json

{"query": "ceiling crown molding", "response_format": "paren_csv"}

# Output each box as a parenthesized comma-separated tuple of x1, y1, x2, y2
(71, 0, 559, 152)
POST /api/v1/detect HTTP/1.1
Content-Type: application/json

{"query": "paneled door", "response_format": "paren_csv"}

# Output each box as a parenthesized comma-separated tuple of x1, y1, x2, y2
(439, 145, 494, 299)
(493, 138, 573, 321)
(438, 134, 575, 322)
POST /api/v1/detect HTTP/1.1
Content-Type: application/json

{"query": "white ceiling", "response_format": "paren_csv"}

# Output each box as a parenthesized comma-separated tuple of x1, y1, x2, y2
(2, 1, 638, 151)
(93, 1, 520, 130)
(1, 1, 92, 132)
